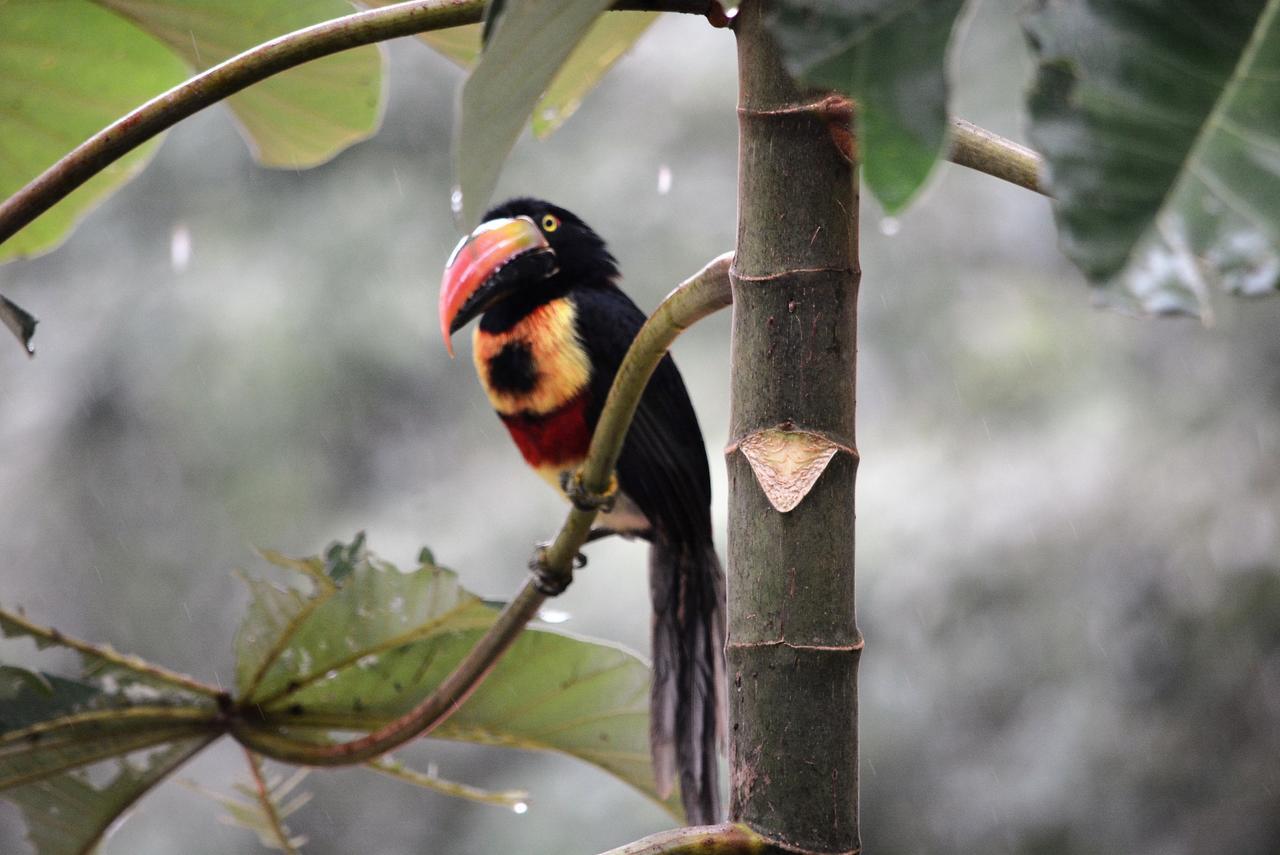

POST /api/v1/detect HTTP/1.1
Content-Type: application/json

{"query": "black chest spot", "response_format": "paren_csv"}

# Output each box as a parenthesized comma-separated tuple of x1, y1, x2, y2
(487, 341, 539, 394)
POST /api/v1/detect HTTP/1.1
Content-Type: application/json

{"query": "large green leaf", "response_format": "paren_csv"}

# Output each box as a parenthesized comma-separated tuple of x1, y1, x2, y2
(766, 0, 967, 212)
(0, 0, 188, 261)
(234, 540, 678, 814)
(1025, 0, 1280, 315)
(96, 0, 385, 168)
(0, 0, 383, 263)
(5, 738, 213, 855)
(405, 9, 656, 138)
(532, 12, 658, 138)
(455, 0, 615, 226)
(1, 608, 221, 852)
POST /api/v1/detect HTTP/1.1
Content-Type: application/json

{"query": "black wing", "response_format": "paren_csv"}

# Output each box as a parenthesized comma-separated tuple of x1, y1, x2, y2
(572, 285, 712, 548)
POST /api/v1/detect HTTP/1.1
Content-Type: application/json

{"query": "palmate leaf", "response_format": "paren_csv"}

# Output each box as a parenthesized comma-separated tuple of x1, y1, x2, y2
(234, 539, 679, 815)
(1025, 0, 1280, 315)
(765, 0, 967, 212)
(5, 738, 215, 855)
(454, 0, 616, 226)
(1, 609, 221, 853)
(0, 0, 382, 263)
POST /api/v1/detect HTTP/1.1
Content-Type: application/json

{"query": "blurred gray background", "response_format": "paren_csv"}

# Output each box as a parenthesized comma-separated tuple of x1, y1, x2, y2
(2, 1, 1279, 852)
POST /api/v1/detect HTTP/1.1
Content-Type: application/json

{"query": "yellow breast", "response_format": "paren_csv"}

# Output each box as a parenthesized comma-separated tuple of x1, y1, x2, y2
(472, 298, 591, 416)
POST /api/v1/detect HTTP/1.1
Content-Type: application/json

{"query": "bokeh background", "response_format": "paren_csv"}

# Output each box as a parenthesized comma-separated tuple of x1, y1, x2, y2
(3, 1, 1279, 852)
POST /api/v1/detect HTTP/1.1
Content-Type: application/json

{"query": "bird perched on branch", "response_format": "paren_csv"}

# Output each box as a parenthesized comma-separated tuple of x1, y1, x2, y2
(438, 198, 725, 824)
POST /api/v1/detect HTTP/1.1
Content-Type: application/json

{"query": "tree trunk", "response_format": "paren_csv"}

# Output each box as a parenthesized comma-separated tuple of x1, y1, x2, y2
(727, 2, 862, 853)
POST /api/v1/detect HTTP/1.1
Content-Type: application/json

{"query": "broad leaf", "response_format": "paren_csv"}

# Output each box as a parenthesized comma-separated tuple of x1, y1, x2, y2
(0, 0, 383, 263)
(5, 738, 213, 855)
(533, 12, 658, 139)
(766, 0, 967, 211)
(1, 607, 220, 791)
(455, 0, 615, 226)
(95, 0, 385, 168)
(0, 0, 188, 261)
(1, 609, 220, 853)
(1025, 0, 1280, 315)
(362, 1, 653, 141)
(234, 541, 678, 814)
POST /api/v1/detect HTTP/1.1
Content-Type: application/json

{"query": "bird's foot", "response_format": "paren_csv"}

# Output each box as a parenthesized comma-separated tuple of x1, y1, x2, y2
(528, 543, 586, 596)
(560, 470, 618, 514)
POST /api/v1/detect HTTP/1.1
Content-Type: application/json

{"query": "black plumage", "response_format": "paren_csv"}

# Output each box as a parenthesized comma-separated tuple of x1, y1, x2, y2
(476, 198, 727, 824)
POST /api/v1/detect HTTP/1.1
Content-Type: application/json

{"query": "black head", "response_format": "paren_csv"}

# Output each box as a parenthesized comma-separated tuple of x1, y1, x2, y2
(482, 197, 620, 287)
(439, 197, 621, 345)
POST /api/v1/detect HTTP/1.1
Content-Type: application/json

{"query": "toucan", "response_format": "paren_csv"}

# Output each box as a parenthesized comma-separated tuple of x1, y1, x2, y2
(438, 198, 725, 824)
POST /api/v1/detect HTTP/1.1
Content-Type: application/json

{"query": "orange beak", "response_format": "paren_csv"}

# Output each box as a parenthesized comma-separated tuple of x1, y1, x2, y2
(438, 216, 556, 356)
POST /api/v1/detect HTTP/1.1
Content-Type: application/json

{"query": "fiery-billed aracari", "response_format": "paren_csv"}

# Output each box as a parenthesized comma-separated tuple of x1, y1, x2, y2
(438, 198, 725, 824)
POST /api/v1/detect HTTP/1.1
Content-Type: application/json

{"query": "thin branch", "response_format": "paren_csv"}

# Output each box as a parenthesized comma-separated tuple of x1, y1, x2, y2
(0, 0, 724, 252)
(596, 823, 767, 855)
(230, 252, 734, 766)
(948, 117, 1049, 197)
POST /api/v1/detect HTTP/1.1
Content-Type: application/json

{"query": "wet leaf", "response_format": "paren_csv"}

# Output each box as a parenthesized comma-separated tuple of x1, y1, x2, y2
(0, 0, 383, 263)
(6, 738, 213, 855)
(235, 542, 680, 814)
(766, 0, 967, 211)
(0, 0, 188, 261)
(0, 293, 38, 355)
(0, 618, 218, 853)
(532, 12, 657, 139)
(1025, 0, 1280, 315)
(455, 0, 615, 226)
(96, 0, 385, 169)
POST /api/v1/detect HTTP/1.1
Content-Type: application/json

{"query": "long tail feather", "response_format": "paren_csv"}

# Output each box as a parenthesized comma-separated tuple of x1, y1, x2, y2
(649, 537, 726, 825)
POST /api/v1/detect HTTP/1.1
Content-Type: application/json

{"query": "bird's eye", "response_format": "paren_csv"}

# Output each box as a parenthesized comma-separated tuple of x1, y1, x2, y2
(540, 214, 560, 232)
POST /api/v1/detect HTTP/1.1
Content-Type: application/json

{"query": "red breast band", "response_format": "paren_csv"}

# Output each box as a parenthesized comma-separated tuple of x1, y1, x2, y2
(500, 393, 592, 469)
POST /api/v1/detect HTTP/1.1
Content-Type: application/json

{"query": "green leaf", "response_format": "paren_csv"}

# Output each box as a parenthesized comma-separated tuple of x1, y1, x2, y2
(0, 0, 383, 264)
(0, 293, 38, 356)
(0, 0, 189, 262)
(455, 0, 615, 226)
(5, 738, 213, 855)
(187, 756, 311, 853)
(766, 0, 967, 211)
(420, 23, 484, 65)
(235, 547, 493, 704)
(95, 0, 385, 168)
(1025, 0, 1280, 315)
(1, 606, 223, 700)
(532, 12, 658, 139)
(235, 544, 679, 814)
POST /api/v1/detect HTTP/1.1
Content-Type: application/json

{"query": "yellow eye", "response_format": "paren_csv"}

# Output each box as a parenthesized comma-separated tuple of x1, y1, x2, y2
(540, 214, 560, 232)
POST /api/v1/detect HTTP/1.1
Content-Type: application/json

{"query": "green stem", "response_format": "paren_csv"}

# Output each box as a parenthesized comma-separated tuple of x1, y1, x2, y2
(596, 823, 767, 855)
(948, 117, 1048, 196)
(0, 0, 722, 251)
(230, 253, 733, 767)
(366, 756, 529, 808)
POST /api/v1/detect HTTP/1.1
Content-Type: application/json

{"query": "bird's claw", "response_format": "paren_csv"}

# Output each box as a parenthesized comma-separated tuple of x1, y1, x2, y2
(560, 470, 618, 514)
(528, 543, 585, 596)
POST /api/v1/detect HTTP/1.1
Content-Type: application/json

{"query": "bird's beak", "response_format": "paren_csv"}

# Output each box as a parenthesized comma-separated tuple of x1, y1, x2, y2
(438, 216, 557, 356)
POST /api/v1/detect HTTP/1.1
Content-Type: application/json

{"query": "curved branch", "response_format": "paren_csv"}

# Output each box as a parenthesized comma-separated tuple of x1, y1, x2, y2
(948, 117, 1049, 197)
(597, 823, 767, 855)
(230, 252, 734, 766)
(0, 0, 724, 251)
